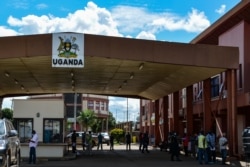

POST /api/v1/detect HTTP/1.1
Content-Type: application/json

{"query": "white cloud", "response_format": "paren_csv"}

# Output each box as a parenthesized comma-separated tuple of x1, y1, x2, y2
(0, 26, 20, 36)
(109, 97, 139, 122)
(215, 5, 226, 15)
(1, 2, 210, 38)
(36, 3, 48, 10)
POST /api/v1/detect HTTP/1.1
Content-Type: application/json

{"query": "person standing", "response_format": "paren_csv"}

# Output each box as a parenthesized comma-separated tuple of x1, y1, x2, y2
(139, 132, 143, 151)
(182, 133, 189, 156)
(86, 131, 93, 155)
(206, 131, 216, 163)
(71, 130, 77, 153)
(109, 134, 114, 150)
(197, 131, 208, 165)
(81, 132, 86, 151)
(29, 130, 39, 164)
(97, 133, 103, 150)
(141, 132, 150, 153)
(219, 132, 228, 165)
(170, 132, 181, 161)
(125, 132, 131, 150)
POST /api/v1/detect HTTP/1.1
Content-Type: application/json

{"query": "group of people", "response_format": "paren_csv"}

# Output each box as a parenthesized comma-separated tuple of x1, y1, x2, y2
(167, 130, 228, 165)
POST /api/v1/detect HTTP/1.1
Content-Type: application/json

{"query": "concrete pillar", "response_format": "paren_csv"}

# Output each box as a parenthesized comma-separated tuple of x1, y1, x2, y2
(203, 78, 212, 133)
(186, 86, 193, 136)
(154, 100, 159, 146)
(173, 91, 179, 133)
(163, 96, 169, 140)
(226, 69, 237, 156)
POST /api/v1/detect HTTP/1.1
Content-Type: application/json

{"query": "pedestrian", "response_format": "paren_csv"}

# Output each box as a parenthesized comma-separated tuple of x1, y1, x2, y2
(170, 132, 181, 161)
(110, 134, 114, 150)
(206, 131, 216, 163)
(139, 132, 143, 151)
(71, 130, 77, 153)
(125, 132, 131, 150)
(28, 130, 39, 164)
(182, 133, 189, 156)
(97, 133, 103, 150)
(141, 132, 150, 153)
(197, 130, 208, 165)
(82, 132, 86, 151)
(219, 132, 228, 165)
(190, 132, 198, 158)
(86, 131, 93, 155)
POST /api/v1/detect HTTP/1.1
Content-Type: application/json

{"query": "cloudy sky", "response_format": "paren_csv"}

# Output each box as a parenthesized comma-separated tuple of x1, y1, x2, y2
(0, 0, 241, 122)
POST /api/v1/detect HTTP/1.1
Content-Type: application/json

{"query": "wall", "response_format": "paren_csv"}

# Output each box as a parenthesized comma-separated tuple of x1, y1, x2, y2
(13, 99, 64, 142)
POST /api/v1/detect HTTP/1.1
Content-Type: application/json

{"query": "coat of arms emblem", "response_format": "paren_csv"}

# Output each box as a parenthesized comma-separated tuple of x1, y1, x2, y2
(57, 36, 79, 58)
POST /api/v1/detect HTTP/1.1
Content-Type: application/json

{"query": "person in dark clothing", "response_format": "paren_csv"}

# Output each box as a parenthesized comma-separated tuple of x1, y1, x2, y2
(170, 132, 181, 161)
(126, 132, 131, 150)
(109, 134, 114, 150)
(141, 132, 149, 153)
(82, 132, 86, 151)
(139, 132, 143, 151)
(71, 130, 77, 153)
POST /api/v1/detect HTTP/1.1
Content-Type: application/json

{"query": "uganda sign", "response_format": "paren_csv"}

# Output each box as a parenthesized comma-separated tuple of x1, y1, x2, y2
(52, 33, 84, 68)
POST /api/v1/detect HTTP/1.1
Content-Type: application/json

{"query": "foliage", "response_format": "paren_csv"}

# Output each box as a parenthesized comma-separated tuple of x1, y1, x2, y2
(77, 109, 96, 131)
(1, 108, 13, 120)
(110, 128, 125, 143)
(91, 111, 116, 133)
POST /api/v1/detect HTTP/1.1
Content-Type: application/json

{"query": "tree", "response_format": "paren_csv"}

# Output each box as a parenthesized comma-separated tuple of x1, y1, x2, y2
(110, 128, 125, 143)
(1, 108, 13, 120)
(90, 111, 116, 133)
(77, 109, 96, 131)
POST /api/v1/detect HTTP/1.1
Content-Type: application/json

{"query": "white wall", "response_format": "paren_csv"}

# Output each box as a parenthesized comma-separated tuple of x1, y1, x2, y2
(13, 99, 64, 142)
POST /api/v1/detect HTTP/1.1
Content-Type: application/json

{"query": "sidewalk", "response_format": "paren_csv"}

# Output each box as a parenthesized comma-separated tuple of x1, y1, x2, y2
(21, 143, 249, 167)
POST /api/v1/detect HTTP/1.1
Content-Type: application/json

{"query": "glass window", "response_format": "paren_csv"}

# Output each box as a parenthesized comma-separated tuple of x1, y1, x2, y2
(43, 119, 63, 143)
(14, 119, 33, 143)
(211, 76, 220, 98)
(0, 121, 5, 135)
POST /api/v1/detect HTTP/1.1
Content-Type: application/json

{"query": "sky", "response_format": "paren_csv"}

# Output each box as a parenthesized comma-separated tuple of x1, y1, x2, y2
(0, 0, 241, 122)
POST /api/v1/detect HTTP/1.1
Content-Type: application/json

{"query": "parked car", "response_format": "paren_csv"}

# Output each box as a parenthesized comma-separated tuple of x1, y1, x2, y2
(0, 118, 21, 167)
(100, 132, 110, 145)
(65, 131, 97, 147)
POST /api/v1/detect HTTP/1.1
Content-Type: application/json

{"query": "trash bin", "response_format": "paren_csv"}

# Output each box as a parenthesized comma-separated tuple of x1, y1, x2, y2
(242, 127, 250, 154)
(132, 136, 136, 143)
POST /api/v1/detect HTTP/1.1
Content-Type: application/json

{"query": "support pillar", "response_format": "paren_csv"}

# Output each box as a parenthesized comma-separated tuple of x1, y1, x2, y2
(173, 91, 180, 133)
(226, 69, 237, 156)
(203, 78, 212, 133)
(163, 96, 169, 140)
(154, 100, 160, 146)
(186, 86, 193, 136)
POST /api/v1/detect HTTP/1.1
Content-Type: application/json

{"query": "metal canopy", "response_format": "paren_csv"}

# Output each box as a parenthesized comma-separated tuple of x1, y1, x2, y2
(0, 33, 239, 100)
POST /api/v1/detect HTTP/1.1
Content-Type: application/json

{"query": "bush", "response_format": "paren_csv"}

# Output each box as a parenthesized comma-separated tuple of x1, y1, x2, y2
(110, 128, 125, 144)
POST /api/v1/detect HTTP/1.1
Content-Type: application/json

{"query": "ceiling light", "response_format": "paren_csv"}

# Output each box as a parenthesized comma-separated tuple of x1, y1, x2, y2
(14, 79, 19, 84)
(20, 85, 24, 90)
(123, 80, 127, 85)
(130, 73, 134, 79)
(4, 72, 10, 77)
(70, 71, 74, 77)
(71, 79, 75, 83)
(118, 86, 122, 91)
(139, 63, 144, 70)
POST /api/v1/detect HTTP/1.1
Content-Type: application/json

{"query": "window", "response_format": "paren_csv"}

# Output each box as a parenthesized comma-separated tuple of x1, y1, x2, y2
(88, 100, 94, 110)
(96, 101, 100, 110)
(14, 119, 33, 143)
(211, 76, 220, 98)
(43, 119, 63, 143)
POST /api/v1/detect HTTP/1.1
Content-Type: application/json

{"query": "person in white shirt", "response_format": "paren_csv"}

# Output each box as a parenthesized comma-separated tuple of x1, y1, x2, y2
(219, 132, 228, 165)
(29, 130, 39, 164)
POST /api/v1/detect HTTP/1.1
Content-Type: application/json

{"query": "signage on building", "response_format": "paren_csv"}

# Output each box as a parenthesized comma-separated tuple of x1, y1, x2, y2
(52, 33, 84, 68)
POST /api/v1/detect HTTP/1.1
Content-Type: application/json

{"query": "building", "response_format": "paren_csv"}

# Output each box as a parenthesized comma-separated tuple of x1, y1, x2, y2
(13, 93, 109, 144)
(140, 0, 250, 158)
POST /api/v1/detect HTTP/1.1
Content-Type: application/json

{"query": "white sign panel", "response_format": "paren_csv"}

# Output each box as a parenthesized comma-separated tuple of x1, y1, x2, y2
(52, 33, 84, 68)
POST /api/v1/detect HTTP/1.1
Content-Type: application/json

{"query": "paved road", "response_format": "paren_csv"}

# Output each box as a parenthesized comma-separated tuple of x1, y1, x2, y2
(19, 144, 248, 167)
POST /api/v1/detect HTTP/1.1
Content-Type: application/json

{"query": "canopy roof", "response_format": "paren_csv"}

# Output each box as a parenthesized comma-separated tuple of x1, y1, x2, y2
(0, 33, 238, 100)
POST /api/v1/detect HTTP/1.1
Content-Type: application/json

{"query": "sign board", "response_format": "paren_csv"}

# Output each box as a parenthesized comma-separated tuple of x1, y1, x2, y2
(52, 33, 84, 68)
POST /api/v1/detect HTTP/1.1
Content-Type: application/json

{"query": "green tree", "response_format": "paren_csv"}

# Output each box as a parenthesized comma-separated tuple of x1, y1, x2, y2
(77, 109, 96, 131)
(90, 111, 116, 133)
(110, 128, 125, 143)
(1, 108, 13, 120)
